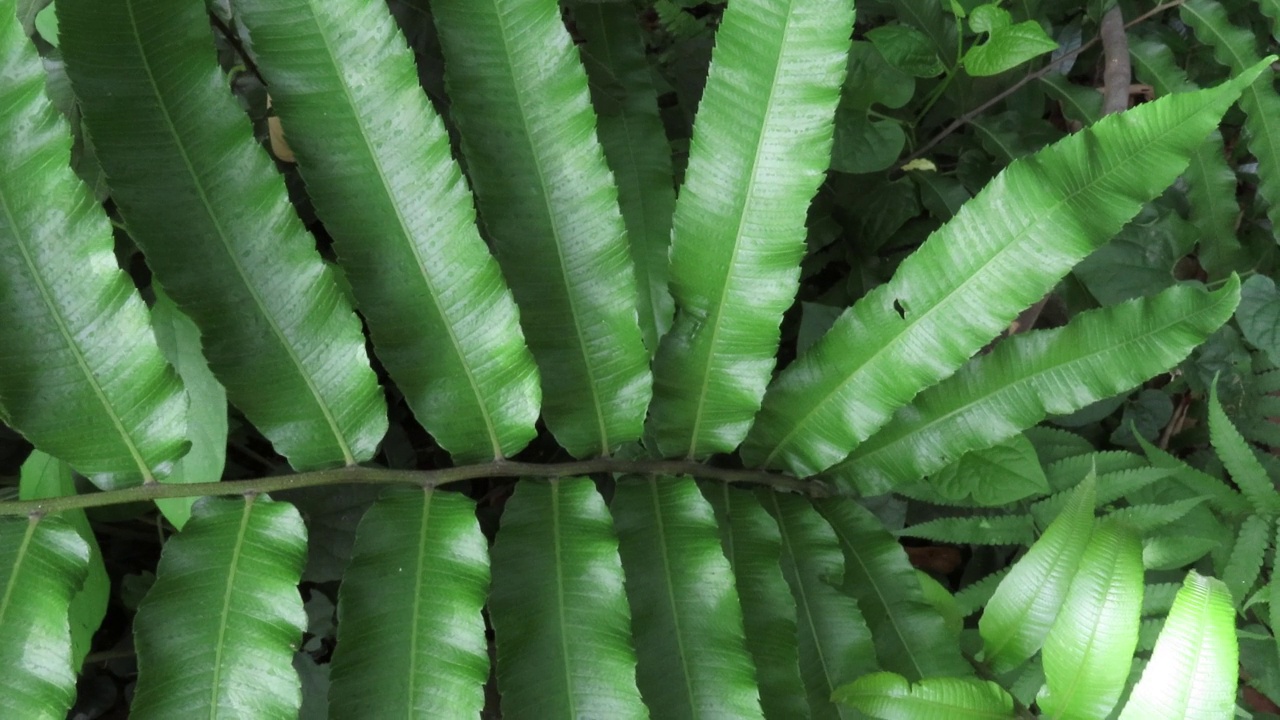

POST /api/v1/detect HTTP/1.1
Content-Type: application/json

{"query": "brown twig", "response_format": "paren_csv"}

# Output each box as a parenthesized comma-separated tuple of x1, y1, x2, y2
(894, 0, 1187, 172)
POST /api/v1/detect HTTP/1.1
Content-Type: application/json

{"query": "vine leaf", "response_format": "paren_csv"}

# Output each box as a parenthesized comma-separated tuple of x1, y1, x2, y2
(743, 62, 1267, 479)
(232, 0, 542, 462)
(327, 489, 489, 718)
(57, 0, 387, 470)
(130, 497, 307, 719)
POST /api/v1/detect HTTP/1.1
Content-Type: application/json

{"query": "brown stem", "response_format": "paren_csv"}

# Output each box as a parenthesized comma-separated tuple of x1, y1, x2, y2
(1100, 5, 1133, 115)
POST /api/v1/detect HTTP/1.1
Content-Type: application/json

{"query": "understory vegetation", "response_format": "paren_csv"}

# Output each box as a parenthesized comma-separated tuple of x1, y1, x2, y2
(2, 0, 1280, 717)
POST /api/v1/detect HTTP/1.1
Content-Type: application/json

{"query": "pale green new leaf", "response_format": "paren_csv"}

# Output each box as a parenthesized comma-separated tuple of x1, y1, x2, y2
(1181, 0, 1280, 241)
(612, 476, 763, 719)
(0, 516, 89, 720)
(763, 491, 875, 720)
(327, 489, 489, 719)
(743, 66, 1265, 478)
(1221, 514, 1271, 606)
(702, 483, 810, 720)
(647, 0, 855, 458)
(900, 514, 1036, 546)
(1037, 521, 1143, 720)
(150, 290, 227, 530)
(817, 497, 971, 680)
(18, 451, 107, 670)
(827, 280, 1241, 496)
(57, 0, 387, 470)
(0, 4, 186, 487)
(979, 474, 1095, 673)
(574, 2, 676, 354)
(130, 497, 307, 719)
(232, 0, 540, 462)
(430, 0, 650, 458)
(831, 672, 1017, 719)
(1209, 380, 1280, 514)
(1118, 571, 1238, 720)
(489, 479, 646, 719)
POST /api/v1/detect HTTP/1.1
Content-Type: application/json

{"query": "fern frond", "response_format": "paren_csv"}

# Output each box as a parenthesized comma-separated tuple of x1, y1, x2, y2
(1209, 380, 1280, 514)
(648, 0, 855, 458)
(1045, 451, 1148, 493)
(1023, 426, 1095, 466)
(1143, 582, 1182, 616)
(0, 4, 187, 487)
(130, 497, 307, 718)
(829, 280, 1241, 495)
(430, 0, 651, 457)
(57, 0, 387, 470)
(900, 514, 1036, 546)
(701, 484, 809, 719)
(1106, 497, 1208, 536)
(763, 491, 875, 718)
(612, 477, 762, 717)
(1221, 514, 1272, 606)
(574, 3, 677, 354)
(743, 66, 1266, 478)
(488, 479, 646, 719)
(954, 568, 1010, 618)
(1134, 433, 1249, 515)
(232, 0, 541, 462)
(0, 517, 89, 720)
(819, 497, 972, 680)
(327, 489, 489, 718)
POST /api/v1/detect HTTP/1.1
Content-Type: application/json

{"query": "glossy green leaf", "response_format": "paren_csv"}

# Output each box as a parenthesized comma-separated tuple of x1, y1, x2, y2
(743, 63, 1264, 478)
(899, 435, 1048, 507)
(1037, 521, 1143, 720)
(57, 0, 387, 470)
(574, 2, 676, 354)
(232, 0, 540, 462)
(1117, 571, 1238, 720)
(647, 0, 855, 458)
(0, 3, 187, 488)
(1181, 0, 1280, 242)
(1238, 275, 1280, 364)
(0, 516, 89, 720)
(866, 25, 944, 77)
(150, 290, 227, 530)
(130, 497, 307, 719)
(18, 451, 107, 670)
(817, 497, 971, 680)
(979, 474, 1095, 673)
(961, 5, 1057, 77)
(1209, 379, 1280, 514)
(328, 489, 489, 718)
(488, 479, 646, 719)
(430, 0, 651, 457)
(612, 476, 763, 719)
(828, 280, 1241, 495)
(763, 491, 875, 719)
(832, 672, 1017, 719)
(702, 483, 810, 720)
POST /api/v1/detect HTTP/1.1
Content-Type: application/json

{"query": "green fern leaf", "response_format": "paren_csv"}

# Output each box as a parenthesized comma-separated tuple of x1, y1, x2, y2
(327, 489, 488, 718)
(832, 672, 1017, 719)
(17, 452, 107, 671)
(1221, 514, 1271, 606)
(1105, 497, 1208, 536)
(647, 0, 855, 458)
(1037, 521, 1143, 720)
(702, 484, 809, 719)
(1181, 0, 1280, 244)
(979, 473, 1095, 673)
(130, 497, 307, 719)
(818, 497, 972, 680)
(231, 0, 541, 462)
(954, 568, 1009, 618)
(742, 65, 1267, 478)
(57, 0, 387, 470)
(430, 0, 651, 458)
(1143, 583, 1182, 616)
(1133, 433, 1249, 516)
(1209, 379, 1280, 514)
(612, 476, 762, 718)
(829, 280, 1241, 495)
(0, 4, 187, 487)
(1045, 451, 1147, 493)
(0, 517, 89, 720)
(574, 3, 677, 354)
(1118, 571, 1238, 720)
(763, 491, 875, 720)
(488, 479, 646, 719)
(900, 514, 1036, 546)
(1022, 426, 1094, 466)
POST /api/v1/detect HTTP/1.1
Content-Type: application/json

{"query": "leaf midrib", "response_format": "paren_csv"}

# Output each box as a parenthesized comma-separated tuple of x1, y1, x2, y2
(208, 499, 255, 718)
